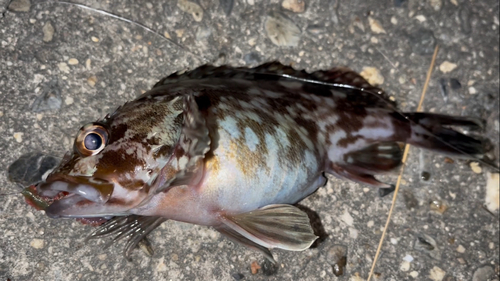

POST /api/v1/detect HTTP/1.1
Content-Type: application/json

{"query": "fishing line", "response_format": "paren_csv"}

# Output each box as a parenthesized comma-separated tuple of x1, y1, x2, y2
(0, 192, 20, 196)
(34, 0, 208, 64)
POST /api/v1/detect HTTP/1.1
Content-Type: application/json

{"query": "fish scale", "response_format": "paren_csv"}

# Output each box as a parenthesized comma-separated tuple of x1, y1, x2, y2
(28, 62, 494, 262)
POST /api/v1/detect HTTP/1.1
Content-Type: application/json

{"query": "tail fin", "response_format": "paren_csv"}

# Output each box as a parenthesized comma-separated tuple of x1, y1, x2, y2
(406, 113, 487, 157)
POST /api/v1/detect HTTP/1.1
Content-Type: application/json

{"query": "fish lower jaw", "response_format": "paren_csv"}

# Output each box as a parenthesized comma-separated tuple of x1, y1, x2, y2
(44, 194, 98, 218)
(37, 180, 109, 204)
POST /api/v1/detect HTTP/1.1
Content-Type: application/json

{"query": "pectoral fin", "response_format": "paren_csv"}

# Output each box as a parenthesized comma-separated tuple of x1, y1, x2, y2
(215, 224, 276, 263)
(220, 204, 318, 252)
(154, 94, 211, 193)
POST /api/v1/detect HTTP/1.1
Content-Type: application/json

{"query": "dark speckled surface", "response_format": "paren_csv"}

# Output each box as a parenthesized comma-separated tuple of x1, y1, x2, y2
(1, 0, 498, 280)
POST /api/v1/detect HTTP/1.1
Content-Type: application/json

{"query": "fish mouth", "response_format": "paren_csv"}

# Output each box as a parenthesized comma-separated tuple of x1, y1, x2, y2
(36, 174, 118, 219)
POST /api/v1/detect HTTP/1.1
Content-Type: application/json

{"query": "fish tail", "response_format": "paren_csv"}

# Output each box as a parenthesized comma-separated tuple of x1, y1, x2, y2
(405, 112, 487, 158)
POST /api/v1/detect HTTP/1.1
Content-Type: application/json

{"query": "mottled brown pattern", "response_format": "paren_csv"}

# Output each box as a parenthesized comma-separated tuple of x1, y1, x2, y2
(95, 148, 145, 178)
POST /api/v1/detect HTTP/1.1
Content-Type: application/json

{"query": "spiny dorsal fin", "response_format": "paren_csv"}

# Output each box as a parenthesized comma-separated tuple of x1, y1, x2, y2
(153, 62, 394, 109)
(220, 204, 318, 251)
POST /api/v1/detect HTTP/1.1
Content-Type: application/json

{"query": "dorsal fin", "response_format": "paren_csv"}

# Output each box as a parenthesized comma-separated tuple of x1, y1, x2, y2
(153, 62, 395, 109)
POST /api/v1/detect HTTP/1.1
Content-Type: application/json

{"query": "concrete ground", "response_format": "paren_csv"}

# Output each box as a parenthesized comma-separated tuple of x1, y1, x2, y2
(1, 0, 499, 280)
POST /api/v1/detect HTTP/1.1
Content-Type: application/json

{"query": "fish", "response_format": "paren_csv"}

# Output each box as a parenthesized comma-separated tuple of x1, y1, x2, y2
(25, 62, 496, 262)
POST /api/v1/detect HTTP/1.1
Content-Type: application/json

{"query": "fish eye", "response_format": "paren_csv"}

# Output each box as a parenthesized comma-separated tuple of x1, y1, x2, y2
(84, 133, 102, 150)
(75, 124, 108, 156)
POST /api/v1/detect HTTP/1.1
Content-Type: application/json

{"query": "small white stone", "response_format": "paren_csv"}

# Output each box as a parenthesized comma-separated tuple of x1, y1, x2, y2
(449, 191, 456, 200)
(360, 66, 384, 85)
(30, 238, 45, 249)
(248, 37, 257, 46)
(470, 162, 482, 173)
(368, 17, 387, 34)
(349, 275, 364, 281)
(403, 255, 414, 262)
(58, 62, 70, 73)
(429, 0, 442, 10)
(390, 238, 398, 245)
(25, 212, 35, 221)
(156, 257, 167, 272)
(349, 227, 358, 239)
(400, 261, 410, 271)
(485, 172, 500, 213)
(456, 245, 466, 253)
(429, 266, 446, 281)
(65, 96, 74, 105)
(42, 22, 54, 42)
(416, 15, 427, 22)
(281, 0, 305, 13)
(439, 61, 457, 73)
(410, 271, 419, 278)
(68, 58, 79, 65)
(370, 37, 379, 44)
(177, 0, 203, 22)
(341, 210, 354, 226)
(13, 132, 23, 143)
(468, 86, 478, 95)
(265, 12, 301, 47)
(391, 16, 398, 25)
(450, 0, 458, 5)
(367, 220, 374, 227)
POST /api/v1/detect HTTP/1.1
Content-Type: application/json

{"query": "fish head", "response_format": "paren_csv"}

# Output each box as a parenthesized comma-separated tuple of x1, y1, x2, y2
(36, 93, 191, 218)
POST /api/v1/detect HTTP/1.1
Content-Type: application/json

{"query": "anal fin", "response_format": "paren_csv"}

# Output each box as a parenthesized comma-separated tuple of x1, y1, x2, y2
(329, 142, 403, 188)
(220, 204, 318, 252)
(344, 142, 403, 173)
(330, 164, 393, 188)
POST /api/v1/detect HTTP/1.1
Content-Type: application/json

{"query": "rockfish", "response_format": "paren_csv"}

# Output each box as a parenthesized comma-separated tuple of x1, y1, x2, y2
(28, 62, 492, 261)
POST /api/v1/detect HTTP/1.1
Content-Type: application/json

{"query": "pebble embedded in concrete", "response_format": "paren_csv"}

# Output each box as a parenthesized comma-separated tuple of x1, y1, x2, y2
(264, 12, 301, 47)
(439, 61, 457, 73)
(30, 238, 45, 249)
(8, 0, 31, 12)
(485, 172, 500, 213)
(282, 0, 306, 13)
(42, 22, 54, 42)
(368, 17, 386, 34)
(428, 266, 446, 281)
(360, 67, 384, 85)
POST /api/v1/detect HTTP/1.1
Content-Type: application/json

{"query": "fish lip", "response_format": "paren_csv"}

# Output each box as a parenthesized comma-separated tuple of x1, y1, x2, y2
(36, 174, 132, 218)
(37, 173, 114, 204)
(44, 194, 90, 218)
(44, 194, 126, 219)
